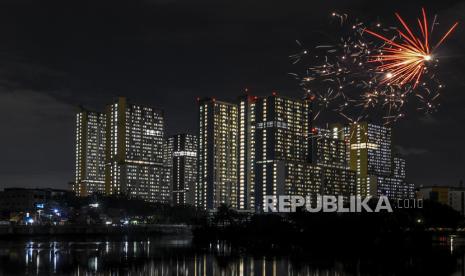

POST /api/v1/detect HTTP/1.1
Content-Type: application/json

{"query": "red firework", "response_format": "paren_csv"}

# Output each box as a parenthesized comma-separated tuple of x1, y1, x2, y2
(365, 8, 459, 88)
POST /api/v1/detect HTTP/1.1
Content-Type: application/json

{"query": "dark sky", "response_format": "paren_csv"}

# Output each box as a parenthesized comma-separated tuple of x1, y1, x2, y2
(0, 0, 464, 190)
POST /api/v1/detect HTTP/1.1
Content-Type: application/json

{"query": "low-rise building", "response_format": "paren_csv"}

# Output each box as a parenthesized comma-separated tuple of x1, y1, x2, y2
(0, 188, 72, 211)
(417, 186, 450, 205)
(417, 185, 465, 216)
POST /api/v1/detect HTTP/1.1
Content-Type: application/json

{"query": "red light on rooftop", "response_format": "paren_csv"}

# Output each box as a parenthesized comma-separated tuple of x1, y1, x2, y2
(272, 91, 277, 96)
(311, 128, 318, 134)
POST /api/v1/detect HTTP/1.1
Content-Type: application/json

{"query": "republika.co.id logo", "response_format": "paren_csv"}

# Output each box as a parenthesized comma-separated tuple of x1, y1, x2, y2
(264, 195, 423, 213)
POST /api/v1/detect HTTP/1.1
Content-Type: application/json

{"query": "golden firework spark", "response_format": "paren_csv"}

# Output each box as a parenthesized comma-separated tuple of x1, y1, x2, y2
(365, 8, 458, 88)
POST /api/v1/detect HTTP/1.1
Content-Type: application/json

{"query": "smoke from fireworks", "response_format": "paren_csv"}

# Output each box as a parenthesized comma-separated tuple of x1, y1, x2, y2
(291, 8, 458, 125)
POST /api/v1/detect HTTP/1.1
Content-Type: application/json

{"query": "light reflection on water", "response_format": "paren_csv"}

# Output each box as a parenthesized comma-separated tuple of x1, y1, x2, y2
(0, 235, 464, 275)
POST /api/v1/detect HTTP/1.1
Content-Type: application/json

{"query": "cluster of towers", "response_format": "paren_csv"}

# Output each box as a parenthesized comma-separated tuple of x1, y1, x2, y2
(74, 97, 170, 203)
(74, 94, 414, 211)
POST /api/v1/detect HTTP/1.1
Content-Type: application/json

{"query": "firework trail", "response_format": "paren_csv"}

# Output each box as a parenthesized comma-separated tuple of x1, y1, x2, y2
(291, 9, 458, 125)
(365, 8, 458, 88)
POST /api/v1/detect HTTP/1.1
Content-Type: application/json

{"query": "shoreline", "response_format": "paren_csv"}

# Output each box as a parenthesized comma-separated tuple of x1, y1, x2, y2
(0, 224, 192, 238)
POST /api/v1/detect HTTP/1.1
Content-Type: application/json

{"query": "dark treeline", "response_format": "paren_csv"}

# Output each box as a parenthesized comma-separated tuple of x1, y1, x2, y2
(193, 200, 463, 253)
(61, 194, 207, 225)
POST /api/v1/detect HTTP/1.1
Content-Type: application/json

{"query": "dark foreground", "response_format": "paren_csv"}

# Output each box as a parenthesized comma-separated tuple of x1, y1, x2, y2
(0, 234, 464, 276)
(1, 200, 464, 275)
(0, 224, 190, 236)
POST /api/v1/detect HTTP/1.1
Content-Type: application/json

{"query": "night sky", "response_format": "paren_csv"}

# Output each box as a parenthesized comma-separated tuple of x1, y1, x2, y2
(0, 0, 464, 190)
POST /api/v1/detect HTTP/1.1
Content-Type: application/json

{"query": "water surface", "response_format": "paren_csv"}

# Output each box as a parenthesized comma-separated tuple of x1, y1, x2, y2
(0, 235, 463, 275)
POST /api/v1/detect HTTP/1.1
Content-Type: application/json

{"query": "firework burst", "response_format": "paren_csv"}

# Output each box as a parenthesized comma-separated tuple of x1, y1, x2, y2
(365, 8, 458, 88)
(291, 9, 458, 125)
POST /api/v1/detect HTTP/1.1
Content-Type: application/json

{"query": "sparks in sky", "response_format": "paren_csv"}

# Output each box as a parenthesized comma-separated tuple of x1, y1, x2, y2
(364, 8, 459, 88)
(290, 9, 459, 125)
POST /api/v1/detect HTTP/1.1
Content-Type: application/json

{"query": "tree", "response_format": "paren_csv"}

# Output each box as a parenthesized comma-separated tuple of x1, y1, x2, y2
(213, 204, 239, 227)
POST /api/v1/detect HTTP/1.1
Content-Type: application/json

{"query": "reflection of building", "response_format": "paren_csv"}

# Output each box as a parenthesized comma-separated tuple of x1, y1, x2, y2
(74, 109, 106, 196)
(192, 254, 316, 276)
(348, 122, 414, 199)
(0, 242, 355, 275)
(74, 97, 171, 203)
(197, 98, 238, 209)
(168, 134, 197, 205)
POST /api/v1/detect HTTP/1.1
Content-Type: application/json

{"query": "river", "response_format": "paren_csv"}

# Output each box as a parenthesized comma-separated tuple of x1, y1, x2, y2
(0, 234, 464, 275)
